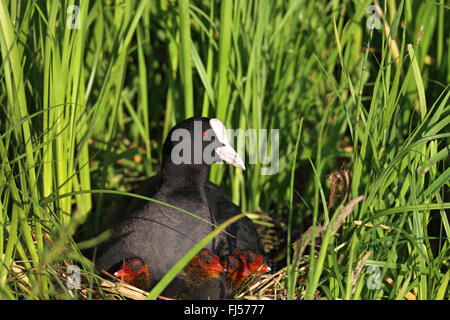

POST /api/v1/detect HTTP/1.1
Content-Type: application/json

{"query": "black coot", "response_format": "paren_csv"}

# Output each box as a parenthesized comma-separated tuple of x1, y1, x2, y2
(123, 175, 266, 258)
(95, 117, 265, 297)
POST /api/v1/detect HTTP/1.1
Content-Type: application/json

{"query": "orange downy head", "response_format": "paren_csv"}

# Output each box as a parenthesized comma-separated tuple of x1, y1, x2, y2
(234, 249, 271, 275)
(114, 258, 150, 284)
(222, 254, 251, 287)
(194, 248, 225, 276)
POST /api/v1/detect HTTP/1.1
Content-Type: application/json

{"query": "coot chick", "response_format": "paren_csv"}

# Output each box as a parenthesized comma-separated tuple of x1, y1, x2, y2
(114, 257, 151, 290)
(175, 248, 227, 299)
(221, 254, 252, 296)
(234, 249, 271, 275)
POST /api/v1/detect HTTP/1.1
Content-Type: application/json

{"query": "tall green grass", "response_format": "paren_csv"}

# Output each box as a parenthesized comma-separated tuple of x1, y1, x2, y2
(0, 0, 449, 299)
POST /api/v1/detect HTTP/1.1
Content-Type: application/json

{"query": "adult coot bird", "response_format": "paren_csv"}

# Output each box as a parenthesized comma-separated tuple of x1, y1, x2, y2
(121, 175, 267, 259)
(95, 117, 267, 298)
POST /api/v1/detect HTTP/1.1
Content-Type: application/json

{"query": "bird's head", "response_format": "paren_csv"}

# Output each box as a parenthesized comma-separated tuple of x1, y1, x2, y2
(196, 248, 226, 275)
(162, 117, 245, 171)
(235, 249, 271, 275)
(114, 257, 148, 281)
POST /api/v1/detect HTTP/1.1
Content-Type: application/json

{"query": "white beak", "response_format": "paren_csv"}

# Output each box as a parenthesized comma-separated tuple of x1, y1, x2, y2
(209, 118, 246, 170)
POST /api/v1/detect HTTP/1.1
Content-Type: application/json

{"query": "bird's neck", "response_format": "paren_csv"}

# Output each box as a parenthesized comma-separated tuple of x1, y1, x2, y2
(160, 163, 209, 200)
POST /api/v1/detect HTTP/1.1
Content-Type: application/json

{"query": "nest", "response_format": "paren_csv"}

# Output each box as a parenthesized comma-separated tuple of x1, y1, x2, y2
(56, 259, 303, 300)
(234, 263, 316, 300)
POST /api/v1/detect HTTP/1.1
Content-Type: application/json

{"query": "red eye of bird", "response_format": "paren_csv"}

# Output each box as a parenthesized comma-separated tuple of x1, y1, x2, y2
(202, 131, 208, 138)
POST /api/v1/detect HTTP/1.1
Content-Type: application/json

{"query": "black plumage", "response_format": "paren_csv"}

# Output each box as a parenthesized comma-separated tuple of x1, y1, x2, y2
(95, 117, 266, 298)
